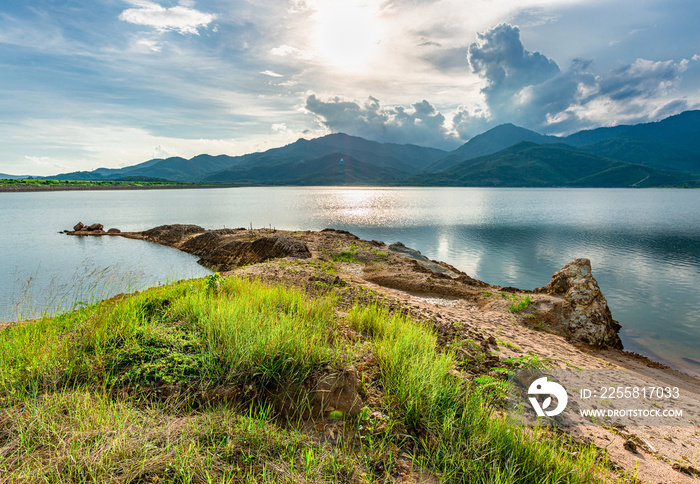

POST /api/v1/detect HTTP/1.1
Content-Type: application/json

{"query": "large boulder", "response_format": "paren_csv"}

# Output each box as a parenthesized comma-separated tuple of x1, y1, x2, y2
(535, 258, 623, 349)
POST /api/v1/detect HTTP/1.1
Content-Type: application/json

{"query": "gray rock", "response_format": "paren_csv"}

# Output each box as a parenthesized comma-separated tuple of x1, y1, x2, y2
(535, 258, 623, 349)
(388, 242, 460, 278)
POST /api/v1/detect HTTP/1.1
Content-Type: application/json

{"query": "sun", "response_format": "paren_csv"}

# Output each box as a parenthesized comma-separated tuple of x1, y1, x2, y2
(312, 0, 383, 71)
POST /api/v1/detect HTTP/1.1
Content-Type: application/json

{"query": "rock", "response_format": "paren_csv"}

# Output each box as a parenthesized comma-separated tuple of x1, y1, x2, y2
(310, 368, 364, 418)
(87, 223, 103, 232)
(107, 228, 121, 234)
(389, 242, 461, 278)
(73, 222, 84, 231)
(178, 229, 242, 257)
(623, 439, 639, 454)
(193, 235, 312, 271)
(535, 258, 623, 349)
(139, 224, 206, 246)
(320, 228, 359, 239)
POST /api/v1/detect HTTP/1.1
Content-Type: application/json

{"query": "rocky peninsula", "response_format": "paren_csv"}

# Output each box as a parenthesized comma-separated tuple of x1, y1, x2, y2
(62, 223, 700, 483)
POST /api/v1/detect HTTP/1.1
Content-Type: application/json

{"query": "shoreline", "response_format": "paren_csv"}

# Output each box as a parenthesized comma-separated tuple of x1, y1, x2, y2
(0, 183, 242, 193)
(63, 223, 697, 378)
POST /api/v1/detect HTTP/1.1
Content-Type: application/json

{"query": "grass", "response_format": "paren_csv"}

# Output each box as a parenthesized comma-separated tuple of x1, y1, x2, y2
(508, 295, 533, 313)
(330, 249, 360, 263)
(348, 305, 607, 483)
(0, 179, 210, 189)
(0, 275, 619, 483)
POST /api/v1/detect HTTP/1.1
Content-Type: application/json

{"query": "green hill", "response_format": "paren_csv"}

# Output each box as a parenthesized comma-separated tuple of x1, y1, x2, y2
(426, 124, 561, 173)
(407, 142, 696, 187)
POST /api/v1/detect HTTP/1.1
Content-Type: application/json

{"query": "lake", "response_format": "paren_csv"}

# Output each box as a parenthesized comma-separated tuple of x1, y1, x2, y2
(1, 187, 699, 373)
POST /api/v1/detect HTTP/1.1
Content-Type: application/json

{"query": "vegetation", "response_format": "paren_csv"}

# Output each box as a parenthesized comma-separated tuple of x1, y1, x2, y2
(0, 275, 619, 482)
(0, 178, 210, 190)
(508, 295, 533, 313)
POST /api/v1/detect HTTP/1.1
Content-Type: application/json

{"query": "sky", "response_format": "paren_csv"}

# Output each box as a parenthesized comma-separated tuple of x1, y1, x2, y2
(1, 0, 699, 176)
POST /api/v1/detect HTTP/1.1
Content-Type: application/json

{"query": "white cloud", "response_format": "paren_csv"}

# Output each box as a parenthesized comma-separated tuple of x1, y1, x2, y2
(261, 70, 284, 78)
(136, 38, 162, 52)
(119, 1, 216, 35)
(270, 44, 315, 60)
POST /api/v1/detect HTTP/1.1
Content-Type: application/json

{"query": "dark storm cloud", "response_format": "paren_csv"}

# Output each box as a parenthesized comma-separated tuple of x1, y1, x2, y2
(467, 24, 560, 96)
(305, 94, 458, 148)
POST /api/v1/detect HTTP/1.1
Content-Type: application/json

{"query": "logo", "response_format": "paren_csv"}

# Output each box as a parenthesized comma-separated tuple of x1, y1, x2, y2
(528, 376, 568, 417)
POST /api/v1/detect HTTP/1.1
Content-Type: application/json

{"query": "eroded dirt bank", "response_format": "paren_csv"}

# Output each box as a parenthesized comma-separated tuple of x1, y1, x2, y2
(67, 223, 700, 483)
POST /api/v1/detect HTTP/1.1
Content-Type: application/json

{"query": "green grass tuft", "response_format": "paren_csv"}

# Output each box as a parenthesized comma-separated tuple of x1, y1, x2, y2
(508, 295, 533, 313)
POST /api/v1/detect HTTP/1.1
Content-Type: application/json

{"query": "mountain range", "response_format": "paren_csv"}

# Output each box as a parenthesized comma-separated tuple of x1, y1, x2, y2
(27, 110, 700, 187)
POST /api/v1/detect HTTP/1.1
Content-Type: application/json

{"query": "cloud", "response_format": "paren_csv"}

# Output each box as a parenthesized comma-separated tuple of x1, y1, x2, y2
(119, 1, 216, 35)
(261, 70, 284, 78)
(463, 23, 695, 134)
(305, 94, 458, 148)
(468, 23, 559, 106)
(270, 44, 315, 60)
(597, 58, 689, 101)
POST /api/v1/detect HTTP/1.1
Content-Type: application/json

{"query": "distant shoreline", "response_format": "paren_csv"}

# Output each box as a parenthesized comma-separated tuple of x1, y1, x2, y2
(0, 183, 242, 193)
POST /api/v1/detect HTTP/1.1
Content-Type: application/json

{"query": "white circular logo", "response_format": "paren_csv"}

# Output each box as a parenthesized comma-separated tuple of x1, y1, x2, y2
(527, 376, 568, 417)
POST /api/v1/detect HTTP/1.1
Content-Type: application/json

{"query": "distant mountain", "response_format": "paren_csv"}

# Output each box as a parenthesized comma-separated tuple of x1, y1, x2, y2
(561, 124, 633, 146)
(201, 134, 446, 184)
(618, 110, 700, 151)
(582, 138, 700, 174)
(0, 173, 31, 179)
(52, 155, 240, 183)
(424, 110, 700, 182)
(426, 124, 561, 173)
(578, 111, 700, 174)
(407, 142, 698, 188)
(34, 110, 700, 188)
(50, 133, 447, 183)
(287, 153, 408, 185)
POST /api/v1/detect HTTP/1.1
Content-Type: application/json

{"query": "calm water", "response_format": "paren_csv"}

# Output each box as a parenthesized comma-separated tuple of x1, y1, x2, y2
(1, 187, 699, 372)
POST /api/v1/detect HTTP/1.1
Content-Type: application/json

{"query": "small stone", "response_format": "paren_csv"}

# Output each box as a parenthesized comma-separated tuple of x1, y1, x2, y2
(623, 439, 638, 454)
